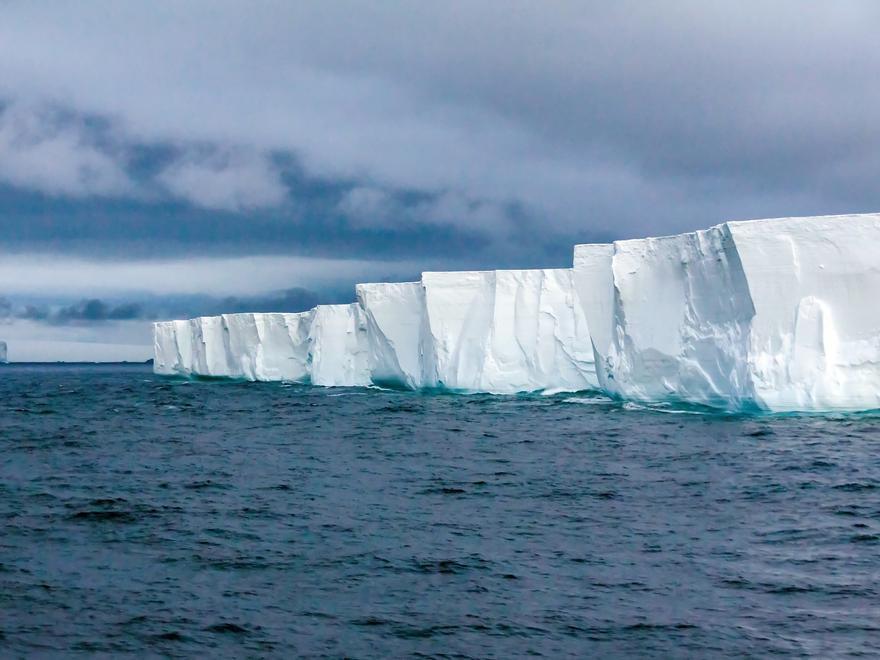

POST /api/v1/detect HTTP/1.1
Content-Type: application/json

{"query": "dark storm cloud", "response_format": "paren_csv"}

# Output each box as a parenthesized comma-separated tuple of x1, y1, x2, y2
(1, 1, 880, 264)
(204, 288, 320, 315)
(18, 299, 146, 324)
(6, 288, 331, 326)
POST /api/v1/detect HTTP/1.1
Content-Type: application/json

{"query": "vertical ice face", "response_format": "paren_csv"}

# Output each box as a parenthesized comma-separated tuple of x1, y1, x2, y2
(572, 244, 615, 390)
(173, 319, 195, 375)
(189, 316, 234, 378)
(483, 269, 596, 392)
(152, 212, 880, 410)
(154, 312, 313, 381)
(600, 228, 756, 407)
(153, 321, 180, 375)
(356, 282, 427, 389)
(727, 214, 880, 410)
(421, 271, 496, 390)
(252, 312, 313, 382)
(421, 269, 597, 393)
(222, 314, 261, 379)
(307, 304, 371, 387)
(0, 340, 7, 363)
(573, 214, 880, 411)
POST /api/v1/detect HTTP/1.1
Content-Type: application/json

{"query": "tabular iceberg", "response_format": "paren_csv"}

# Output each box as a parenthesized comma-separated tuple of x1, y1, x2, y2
(154, 212, 880, 412)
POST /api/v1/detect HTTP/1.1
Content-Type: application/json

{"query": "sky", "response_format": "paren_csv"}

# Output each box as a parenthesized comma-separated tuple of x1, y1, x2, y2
(2, 1, 880, 360)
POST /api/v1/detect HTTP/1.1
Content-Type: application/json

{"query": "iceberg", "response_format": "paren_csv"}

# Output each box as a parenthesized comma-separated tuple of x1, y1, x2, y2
(154, 212, 880, 412)
(0, 340, 7, 363)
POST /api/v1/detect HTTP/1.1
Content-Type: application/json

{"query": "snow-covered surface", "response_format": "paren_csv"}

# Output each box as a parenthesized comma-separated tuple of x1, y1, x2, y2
(154, 213, 880, 412)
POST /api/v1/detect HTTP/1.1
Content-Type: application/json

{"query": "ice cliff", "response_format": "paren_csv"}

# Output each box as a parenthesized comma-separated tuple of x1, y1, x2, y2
(156, 270, 595, 394)
(154, 213, 880, 412)
(572, 213, 880, 412)
(154, 312, 313, 382)
(419, 269, 596, 393)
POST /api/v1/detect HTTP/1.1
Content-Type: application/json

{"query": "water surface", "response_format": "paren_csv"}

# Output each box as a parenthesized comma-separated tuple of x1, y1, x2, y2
(1, 364, 879, 657)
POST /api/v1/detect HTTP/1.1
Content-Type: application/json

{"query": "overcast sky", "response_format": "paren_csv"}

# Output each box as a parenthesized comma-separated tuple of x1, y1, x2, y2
(2, 1, 880, 360)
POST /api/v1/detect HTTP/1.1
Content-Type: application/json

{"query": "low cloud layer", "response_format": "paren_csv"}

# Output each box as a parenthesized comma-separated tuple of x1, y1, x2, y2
(1, 287, 325, 327)
(18, 299, 144, 324)
(2, 3, 880, 360)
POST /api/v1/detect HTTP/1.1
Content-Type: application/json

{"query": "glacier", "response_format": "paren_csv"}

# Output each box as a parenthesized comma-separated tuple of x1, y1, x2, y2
(154, 213, 880, 412)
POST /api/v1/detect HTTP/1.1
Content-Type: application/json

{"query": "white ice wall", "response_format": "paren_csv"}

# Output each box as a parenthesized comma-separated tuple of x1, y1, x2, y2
(572, 244, 614, 390)
(153, 321, 178, 375)
(356, 282, 427, 389)
(152, 312, 312, 382)
(421, 269, 597, 393)
(421, 270, 496, 390)
(307, 304, 371, 387)
(155, 270, 597, 393)
(599, 227, 755, 407)
(572, 213, 880, 411)
(252, 312, 313, 382)
(154, 213, 880, 411)
(728, 214, 880, 411)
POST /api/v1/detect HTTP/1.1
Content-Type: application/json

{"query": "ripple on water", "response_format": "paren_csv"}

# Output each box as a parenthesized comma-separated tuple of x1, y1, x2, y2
(1, 364, 880, 657)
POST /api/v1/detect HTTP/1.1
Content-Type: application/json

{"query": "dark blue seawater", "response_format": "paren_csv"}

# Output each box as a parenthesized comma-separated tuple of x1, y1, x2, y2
(2, 364, 880, 658)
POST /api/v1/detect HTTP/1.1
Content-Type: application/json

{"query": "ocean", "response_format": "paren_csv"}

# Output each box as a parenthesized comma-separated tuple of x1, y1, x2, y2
(1, 363, 879, 657)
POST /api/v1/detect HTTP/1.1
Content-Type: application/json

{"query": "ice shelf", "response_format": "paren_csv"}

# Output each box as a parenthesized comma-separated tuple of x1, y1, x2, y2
(154, 213, 880, 412)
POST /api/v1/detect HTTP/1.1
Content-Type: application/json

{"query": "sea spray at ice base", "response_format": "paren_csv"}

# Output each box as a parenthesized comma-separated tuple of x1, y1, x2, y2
(154, 213, 880, 413)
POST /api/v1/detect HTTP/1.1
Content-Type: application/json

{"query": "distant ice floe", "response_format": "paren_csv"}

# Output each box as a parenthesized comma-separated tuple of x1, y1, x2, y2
(155, 213, 880, 412)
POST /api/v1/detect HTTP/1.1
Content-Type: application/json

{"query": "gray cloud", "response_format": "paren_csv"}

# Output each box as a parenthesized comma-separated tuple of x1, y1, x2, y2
(18, 299, 146, 324)
(0, 101, 133, 198)
(0, 1, 878, 257)
(157, 148, 288, 212)
(6, 287, 323, 326)
(198, 287, 320, 316)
